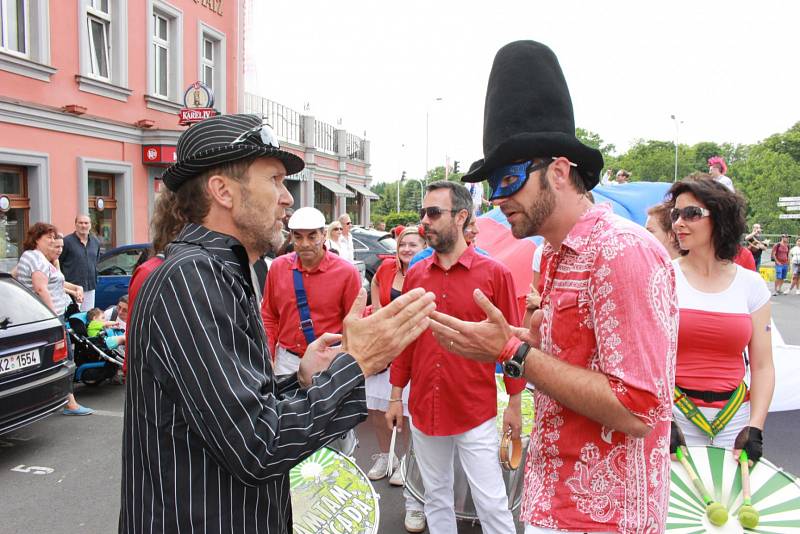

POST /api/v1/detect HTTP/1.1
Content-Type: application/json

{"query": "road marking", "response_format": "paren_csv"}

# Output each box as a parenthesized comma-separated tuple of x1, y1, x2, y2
(92, 409, 124, 418)
(11, 464, 54, 475)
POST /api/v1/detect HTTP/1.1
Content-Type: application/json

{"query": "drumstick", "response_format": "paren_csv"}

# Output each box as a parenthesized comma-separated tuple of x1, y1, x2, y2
(676, 446, 729, 526)
(387, 424, 397, 477)
(738, 451, 760, 529)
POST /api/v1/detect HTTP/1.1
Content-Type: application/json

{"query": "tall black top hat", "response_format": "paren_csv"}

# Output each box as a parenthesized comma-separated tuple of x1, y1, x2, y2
(161, 114, 305, 191)
(462, 41, 603, 190)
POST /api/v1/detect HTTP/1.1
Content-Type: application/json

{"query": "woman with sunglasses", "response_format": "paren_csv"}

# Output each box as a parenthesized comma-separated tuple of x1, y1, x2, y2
(324, 222, 343, 255)
(667, 178, 774, 463)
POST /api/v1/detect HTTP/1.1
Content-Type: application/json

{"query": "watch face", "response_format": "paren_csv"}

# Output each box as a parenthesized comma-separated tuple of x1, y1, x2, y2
(504, 360, 523, 378)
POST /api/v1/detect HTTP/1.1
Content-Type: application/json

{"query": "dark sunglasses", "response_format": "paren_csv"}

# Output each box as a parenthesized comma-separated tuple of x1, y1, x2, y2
(419, 206, 459, 220)
(230, 121, 280, 149)
(670, 206, 710, 223)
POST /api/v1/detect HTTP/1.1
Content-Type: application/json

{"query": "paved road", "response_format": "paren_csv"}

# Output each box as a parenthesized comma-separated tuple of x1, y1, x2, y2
(1, 294, 798, 533)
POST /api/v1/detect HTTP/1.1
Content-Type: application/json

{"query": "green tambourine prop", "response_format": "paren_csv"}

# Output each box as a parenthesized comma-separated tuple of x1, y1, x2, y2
(290, 447, 380, 534)
(668, 446, 800, 533)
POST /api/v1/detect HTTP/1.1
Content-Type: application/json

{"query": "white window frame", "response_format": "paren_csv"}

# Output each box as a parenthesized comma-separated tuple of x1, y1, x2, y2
(77, 0, 130, 101)
(145, 0, 183, 113)
(86, 2, 111, 80)
(1, 0, 29, 56)
(201, 36, 213, 90)
(0, 0, 53, 81)
(197, 21, 225, 114)
(152, 13, 168, 98)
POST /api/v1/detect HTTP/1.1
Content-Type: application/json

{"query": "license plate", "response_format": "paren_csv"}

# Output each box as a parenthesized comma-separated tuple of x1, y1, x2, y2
(0, 350, 41, 376)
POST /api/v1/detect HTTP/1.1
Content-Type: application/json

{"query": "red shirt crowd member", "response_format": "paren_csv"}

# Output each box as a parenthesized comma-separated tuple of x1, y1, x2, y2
(261, 207, 360, 375)
(734, 245, 756, 271)
(429, 41, 678, 534)
(388, 181, 524, 534)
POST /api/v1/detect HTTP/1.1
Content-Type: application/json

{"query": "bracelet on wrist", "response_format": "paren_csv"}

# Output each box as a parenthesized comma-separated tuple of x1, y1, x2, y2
(388, 398, 403, 403)
(497, 336, 522, 363)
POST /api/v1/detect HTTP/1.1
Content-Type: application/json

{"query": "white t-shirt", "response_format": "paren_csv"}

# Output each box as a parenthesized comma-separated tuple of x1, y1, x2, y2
(337, 233, 355, 263)
(531, 244, 544, 273)
(716, 175, 734, 191)
(790, 245, 800, 265)
(673, 261, 770, 314)
(15, 249, 69, 315)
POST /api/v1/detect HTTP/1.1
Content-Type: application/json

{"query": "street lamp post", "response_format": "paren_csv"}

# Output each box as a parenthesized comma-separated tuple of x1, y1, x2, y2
(425, 97, 443, 182)
(397, 171, 406, 213)
(670, 114, 683, 182)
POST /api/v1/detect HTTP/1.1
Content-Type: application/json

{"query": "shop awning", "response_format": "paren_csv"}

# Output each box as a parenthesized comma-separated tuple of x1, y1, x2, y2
(347, 183, 380, 200)
(316, 179, 355, 197)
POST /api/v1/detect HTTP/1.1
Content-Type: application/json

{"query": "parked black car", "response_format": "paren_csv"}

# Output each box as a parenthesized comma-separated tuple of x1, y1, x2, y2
(0, 273, 74, 436)
(351, 227, 397, 281)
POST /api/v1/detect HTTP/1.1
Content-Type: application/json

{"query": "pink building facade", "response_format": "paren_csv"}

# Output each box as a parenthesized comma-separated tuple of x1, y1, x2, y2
(0, 0, 374, 273)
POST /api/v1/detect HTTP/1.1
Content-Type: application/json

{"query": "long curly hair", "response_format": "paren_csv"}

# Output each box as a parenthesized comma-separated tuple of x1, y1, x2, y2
(666, 176, 746, 261)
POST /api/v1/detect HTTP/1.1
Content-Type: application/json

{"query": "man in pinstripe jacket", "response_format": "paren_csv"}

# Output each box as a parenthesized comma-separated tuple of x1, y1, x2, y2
(121, 114, 435, 534)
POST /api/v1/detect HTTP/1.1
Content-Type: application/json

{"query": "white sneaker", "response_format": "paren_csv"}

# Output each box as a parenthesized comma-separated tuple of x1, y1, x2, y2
(389, 460, 404, 486)
(367, 453, 397, 480)
(404, 509, 426, 533)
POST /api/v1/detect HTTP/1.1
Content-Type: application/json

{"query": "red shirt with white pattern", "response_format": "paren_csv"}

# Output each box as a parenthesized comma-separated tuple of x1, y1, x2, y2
(519, 204, 678, 534)
(390, 245, 526, 436)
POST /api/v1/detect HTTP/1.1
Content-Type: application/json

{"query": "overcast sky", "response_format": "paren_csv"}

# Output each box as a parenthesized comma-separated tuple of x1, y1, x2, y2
(248, 0, 800, 184)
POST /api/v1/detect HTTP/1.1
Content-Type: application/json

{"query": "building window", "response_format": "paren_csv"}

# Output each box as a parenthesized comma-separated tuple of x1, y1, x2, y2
(0, 0, 27, 55)
(77, 0, 130, 100)
(153, 13, 168, 97)
(86, 0, 111, 80)
(201, 37, 213, 91)
(88, 172, 117, 250)
(198, 22, 225, 113)
(0, 165, 29, 273)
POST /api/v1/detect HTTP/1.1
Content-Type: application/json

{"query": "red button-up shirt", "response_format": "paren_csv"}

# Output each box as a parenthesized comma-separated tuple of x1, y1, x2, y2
(261, 251, 361, 355)
(518, 204, 678, 533)
(390, 245, 525, 436)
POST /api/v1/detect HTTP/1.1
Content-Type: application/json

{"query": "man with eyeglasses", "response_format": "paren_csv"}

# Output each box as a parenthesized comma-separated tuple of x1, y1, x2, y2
(121, 114, 436, 534)
(427, 41, 677, 534)
(387, 180, 524, 534)
(261, 206, 361, 374)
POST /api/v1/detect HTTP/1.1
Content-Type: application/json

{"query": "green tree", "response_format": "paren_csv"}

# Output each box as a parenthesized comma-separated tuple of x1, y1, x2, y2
(576, 128, 616, 160)
(615, 139, 691, 182)
(762, 122, 800, 163)
(730, 145, 800, 235)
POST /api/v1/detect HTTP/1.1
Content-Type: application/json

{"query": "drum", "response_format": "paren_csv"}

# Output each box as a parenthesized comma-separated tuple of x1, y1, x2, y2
(668, 445, 800, 532)
(401, 374, 535, 522)
(290, 447, 380, 534)
(327, 429, 358, 457)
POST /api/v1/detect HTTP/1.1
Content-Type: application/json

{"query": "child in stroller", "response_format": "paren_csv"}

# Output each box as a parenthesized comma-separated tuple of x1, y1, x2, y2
(67, 305, 125, 386)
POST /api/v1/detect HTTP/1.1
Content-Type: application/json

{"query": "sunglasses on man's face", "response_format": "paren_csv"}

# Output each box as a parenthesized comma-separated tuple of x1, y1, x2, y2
(419, 206, 459, 221)
(230, 121, 281, 149)
(670, 206, 711, 223)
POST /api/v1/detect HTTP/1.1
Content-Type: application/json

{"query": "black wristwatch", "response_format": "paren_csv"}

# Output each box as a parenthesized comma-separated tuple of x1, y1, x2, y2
(503, 342, 530, 378)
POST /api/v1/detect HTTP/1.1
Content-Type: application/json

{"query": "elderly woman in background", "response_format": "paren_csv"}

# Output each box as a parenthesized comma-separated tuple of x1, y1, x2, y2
(667, 178, 772, 464)
(15, 223, 93, 416)
(646, 202, 681, 259)
(324, 221, 344, 255)
(366, 226, 426, 479)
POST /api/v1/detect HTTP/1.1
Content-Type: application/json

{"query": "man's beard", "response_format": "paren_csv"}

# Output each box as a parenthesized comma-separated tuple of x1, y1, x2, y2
(508, 176, 556, 239)
(233, 187, 281, 257)
(426, 223, 459, 254)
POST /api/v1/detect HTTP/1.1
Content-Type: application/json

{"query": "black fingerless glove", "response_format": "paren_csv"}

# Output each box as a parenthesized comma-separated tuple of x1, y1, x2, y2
(670, 420, 686, 454)
(734, 426, 764, 463)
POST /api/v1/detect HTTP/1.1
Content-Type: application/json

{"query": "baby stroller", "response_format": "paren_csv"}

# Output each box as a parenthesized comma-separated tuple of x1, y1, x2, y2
(66, 304, 125, 386)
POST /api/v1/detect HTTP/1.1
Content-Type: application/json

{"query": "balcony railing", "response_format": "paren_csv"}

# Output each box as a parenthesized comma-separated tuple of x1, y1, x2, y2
(242, 92, 367, 162)
(242, 94, 303, 145)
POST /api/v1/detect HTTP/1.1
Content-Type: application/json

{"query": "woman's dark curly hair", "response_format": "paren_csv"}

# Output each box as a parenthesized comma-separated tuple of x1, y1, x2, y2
(665, 175, 747, 261)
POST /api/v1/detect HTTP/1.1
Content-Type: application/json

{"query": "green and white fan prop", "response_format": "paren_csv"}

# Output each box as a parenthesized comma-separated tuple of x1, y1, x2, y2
(668, 446, 800, 533)
(290, 447, 380, 534)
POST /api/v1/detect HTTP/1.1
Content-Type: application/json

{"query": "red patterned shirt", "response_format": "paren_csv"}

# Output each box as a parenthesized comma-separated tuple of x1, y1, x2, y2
(519, 204, 678, 533)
